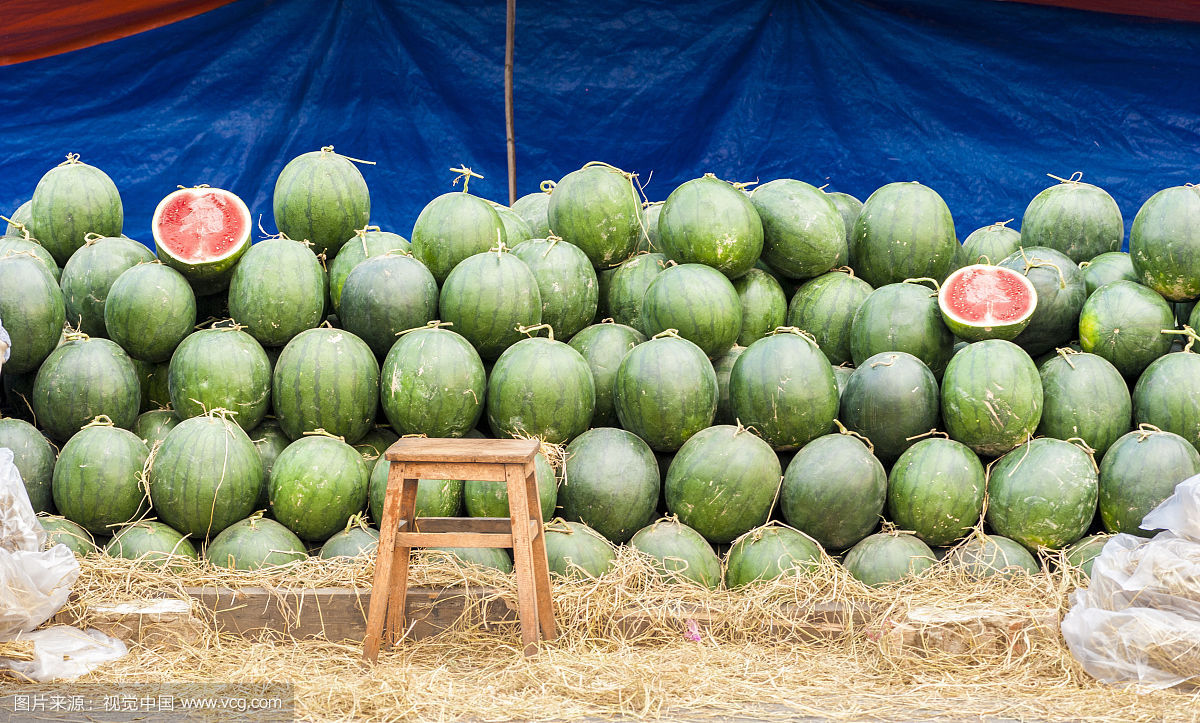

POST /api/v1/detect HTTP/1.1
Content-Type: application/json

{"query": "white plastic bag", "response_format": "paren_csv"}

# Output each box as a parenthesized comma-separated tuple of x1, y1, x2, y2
(1084, 533, 1200, 619)
(0, 626, 127, 682)
(1061, 599, 1200, 689)
(0, 448, 45, 554)
(1142, 474, 1200, 543)
(0, 546, 78, 637)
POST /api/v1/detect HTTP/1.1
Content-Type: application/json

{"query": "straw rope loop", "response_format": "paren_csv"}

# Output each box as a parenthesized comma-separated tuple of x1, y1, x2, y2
(59, 152, 81, 166)
(321, 145, 376, 165)
(81, 415, 116, 429)
(730, 179, 759, 192)
(450, 164, 484, 193)
(517, 323, 554, 341)
(1046, 171, 1084, 184)
(303, 428, 347, 443)
(396, 320, 454, 337)
(176, 183, 211, 190)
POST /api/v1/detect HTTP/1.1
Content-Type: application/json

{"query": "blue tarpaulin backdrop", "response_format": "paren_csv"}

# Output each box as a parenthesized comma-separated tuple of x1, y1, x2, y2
(2, 0, 1199, 248)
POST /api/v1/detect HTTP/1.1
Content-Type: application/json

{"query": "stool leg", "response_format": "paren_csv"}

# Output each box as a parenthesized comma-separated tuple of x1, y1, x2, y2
(385, 477, 421, 646)
(363, 461, 406, 661)
(525, 464, 557, 641)
(505, 463, 541, 655)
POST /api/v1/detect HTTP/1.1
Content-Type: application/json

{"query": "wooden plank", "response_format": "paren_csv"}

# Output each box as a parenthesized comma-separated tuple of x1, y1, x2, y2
(879, 605, 1060, 657)
(395, 531, 514, 548)
(187, 586, 517, 643)
(612, 601, 877, 642)
(384, 437, 539, 464)
(408, 517, 516, 534)
(393, 460, 517, 483)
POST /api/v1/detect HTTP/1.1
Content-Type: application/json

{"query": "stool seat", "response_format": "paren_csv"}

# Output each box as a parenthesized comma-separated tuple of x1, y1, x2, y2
(363, 437, 555, 661)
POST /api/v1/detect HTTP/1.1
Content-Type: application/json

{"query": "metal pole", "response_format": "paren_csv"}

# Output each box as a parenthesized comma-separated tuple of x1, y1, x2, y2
(505, 0, 517, 205)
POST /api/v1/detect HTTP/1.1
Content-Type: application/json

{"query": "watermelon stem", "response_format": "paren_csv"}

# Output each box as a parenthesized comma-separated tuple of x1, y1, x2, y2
(59, 153, 81, 166)
(302, 428, 347, 443)
(517, 323, 554, 341)
(175, 183, 211, 190)
(904, 428, 949, 442)
(1062, 436, 1099, 473)
(990, 219, 1015, 228)
(1160, 326, 1199, 353)
(81, 414, 115, 428)
(539, 180, 556, 194)
(832, 266, 855, 276)
(1046, 171, 1084, 185)
(395, 320, 454, 337)
(1015, 248, 1067, 290)
(1134, 423, 1166, 442)
(651, 328, 682, 340)
(320, 146, 376, 166)
(831, 418, 875, 454)
(83, 232, 105, 246)
(902, 277, 941, 293)
(1055, 347, 1080, 369)
(449, 164, 483, 193)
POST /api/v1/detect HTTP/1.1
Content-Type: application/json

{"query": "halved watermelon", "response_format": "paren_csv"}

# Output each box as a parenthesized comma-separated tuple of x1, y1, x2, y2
(152, 187, 252, 294)
(938, 264, 1037, 342)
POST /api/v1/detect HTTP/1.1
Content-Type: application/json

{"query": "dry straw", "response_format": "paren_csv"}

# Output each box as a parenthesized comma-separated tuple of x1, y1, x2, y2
(9, 545, 1199, 721)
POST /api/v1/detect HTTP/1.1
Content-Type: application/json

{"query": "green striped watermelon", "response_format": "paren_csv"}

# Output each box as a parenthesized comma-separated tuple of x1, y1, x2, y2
(887, 438, 985, 546)
(272, 328, 379, 443)
(511, 190, 552, 239)
(659, 174, 763, 279)
(780, 433, 885, 550)
(724, 524, 821, 588)
(1098, 427, 1200, 536)
(249, 419, 290, 504)
(542, 520, 616, 579)
(33, 337, 141, 441)
(1078, 280, 1174, 378)
(486, 336, 595, 443)
(368, 461, 463, 522)
(1021, 176, 1123, 264)
(606, 252, 667, 335)
(491, 203, 534, 246)
(843, 532, 935, 586)
(629, 518, 721, 588)
(1038, 351, 1130, 458)
(339, 254, 439, 356)
(4, 200, 32, 235)
(1081, 252, 1136, 297)
(379, 325, 485, 438)
(0, 418, 57, 513)
(637, 201, 663, 253)
(940, 340, 1043, 457)
(560, 427, 659, 543)
(411, 192, 506, 283)
(168, 327, 272, 431)
(998, 247, 1087, 357)
(29, 155, 123, 265)
(106, 520, 198, 568)
(39, 516, 96, 555)
(511, 238, 599, 340)
(52, 422, 148, 535)
(463, 452, 557, 521)
(438, 248, 541, 360)
(1133, 352, 1200, 455)
(786, 270, 874, 366)
(130, 409, 180, 450)
(548, 163, 643, 268)
(273, 147, 371, 258)
(0, 254, 65, 375)
(566, 322, 645, 428)
(824, 191, 862, 251)
(732, 268, 787, 347)
(0, 236, 60, 281)
(152, 187, 252, 295)
(60, 235, 155, 337)
(1064, 534, 1109, 578)
(328, 227, 410, 314)
(749, 179, 845, 280)
(945, 534, 1039, 578)
(613, 334, 717, 452)
(850, 280, 954, 378)
(269, 435, 370, 542)
(987, 438, 1098, 550)
(959, 221, 1021, 266)
(319, 522, 379, 558)
(640, 263, 741, 357)
(712, 344, 745, 425)
(227, 237, 326, 347)
(104, 263, 197, 363)
(1129, 185, 1200, 301)
(205, 514, 307, 569)
(840, 352, 939, 464)
(849, 182, 956, 288)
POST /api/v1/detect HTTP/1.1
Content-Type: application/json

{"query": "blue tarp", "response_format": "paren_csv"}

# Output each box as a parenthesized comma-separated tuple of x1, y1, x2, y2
(2, 0, 1199, 248)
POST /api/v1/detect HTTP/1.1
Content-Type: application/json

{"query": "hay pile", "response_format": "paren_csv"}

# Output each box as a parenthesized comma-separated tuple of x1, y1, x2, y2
(7, 548, 1200, 722)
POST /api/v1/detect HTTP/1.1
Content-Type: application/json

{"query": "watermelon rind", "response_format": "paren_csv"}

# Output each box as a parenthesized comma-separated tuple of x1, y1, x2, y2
(940, 339, 1043, 457)
(39, 516, 96, 556)
(152, 187, 252, 294)
(561, 427, 659, 544)
(849, 181, 957, 288)
(780, 433, 885, 551)
(566, 322, 645, 428)
(1080, 251, 1136, 297)
(842, 532, 935, 587)
(511, 190, 552, 239)
(106, 520, 198, 569)
(850, 280, 954, 379)
(1020, 177, 1123, 264)
(629, 518, 722, 588)
(986, 438, 1099, 551)
(29, 155, 124, 266)
(52, 423, 149, 535)
(938, 264, 1037, 342)
(379, 326, 486, 438)
(640, 263, 742, 358)
(1098, 427, 1200, 537)
(658, 174, 763, 279)
(1078, 280, 1174, 378)
(1129, 185, 1200, 302)
(729, 330, 839, 450)
(205, 515, 307, 570)
(724, 523, 821, 588)
(59, 235, 155, 338)
(786, 270, 874, 366)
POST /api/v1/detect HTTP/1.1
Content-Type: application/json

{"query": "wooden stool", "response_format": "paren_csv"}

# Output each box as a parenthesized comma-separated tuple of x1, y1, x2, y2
(363, 437, 556, 661)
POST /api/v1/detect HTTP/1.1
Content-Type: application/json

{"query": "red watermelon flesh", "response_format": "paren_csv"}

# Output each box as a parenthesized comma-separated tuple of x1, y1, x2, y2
(939, 265, 1037, 342)
(152, 188, 251, 293)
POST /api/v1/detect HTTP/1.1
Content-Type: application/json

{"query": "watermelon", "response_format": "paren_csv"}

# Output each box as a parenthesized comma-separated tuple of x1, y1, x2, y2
(104, 263, 197, 363)
(4, 200, 32, 235)
(987, 438, 1099, 550)
(511, 238, 599, 340)
(832, 364, 853, 396)
(272, 328, 379, 443)
(463, 452, 557, 520)
(938, 264, 1037, 342)
(353, 426, 398, 463)
(52, 422, 149, 535)
(39, 516, 96, 555)
(1081, 251, 1136, 297)
(997, 247, 1086, 357)
(728, 330, 839, 450)
(130, 409, 180, 449)
(249, 419, 290, 510)
(733, 268, 787, 346)
(613, 334, 717, 452)
(328, 228, 410, 314)
(1098, 427, 1200, 536)
(547, 163, 643, 268)
(319, 523, 379, 559)
(227, 237, 326, 347)
(1063, 534, 1108, 577)
(1128, 185, 1200, 301)
(842, 532, 936, 586)
(824, 191, 862, 249)
(486, 336, 594, 443)
(607, 252, 667, 334)
(1021, 175, 1123, 263)
(749, 179, 845, 280)
(0, 236, 60, 281)
(659, 173, 763, 279)
(380, 325, 485, 438)
(269, 435, 369, 542)
(595, 266, 618, 321)
(439, 248, 541, 360)
(850, 280, 954, 378)
(339, 254, 439, 356)
(0, 418, 56, 513)
(566, 322, 645, 428)
(640, 263, 742, 357)
(168, 327, 271, 430)
(780, 433, 884, 551)
(273, 147, 370, 258)
(560, 427, 659, 543)
(1134, 352, 1200, 455)
(786, 270, 874, 366)
(106, 520, 198, 568)
(886, 438, 985, 546)
(491, 203, 534, 246)
(28, 154, 123, 265)
(511, 190, 552, 239)
(840, 352, 939, 464)
(940, 340, 1043, 457)
(0, 255, 65, 375)
(1078, 280, 1174, 378)
(33, 337, 140, 441)
(59, 235, 155, 337)
(1038, 351, 1131, 458)
(664, 424, 781, 544)
(368, 460, 463, 522)
(427, 547, 513, 574)
(959, 221, 1021, 266)
(132, 359, 171, 413)
(629, 518, 722, 588)
(411, 192, 506, 283)
(206, 514, 308, 570)
(638, 201, 663, 253)
(712, 344, 745, 425)
(724, 524, 821, 588)
(542, 520, 615, 578)
(152, 186, 252, 294)
(945, 535, 1039, 578)
(148, 414, 263, 538)
(849, 182, 957, 288)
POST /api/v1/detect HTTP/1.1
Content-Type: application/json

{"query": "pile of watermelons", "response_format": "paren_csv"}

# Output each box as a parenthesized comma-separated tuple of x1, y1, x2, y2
(2, 150, 1198, 589)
